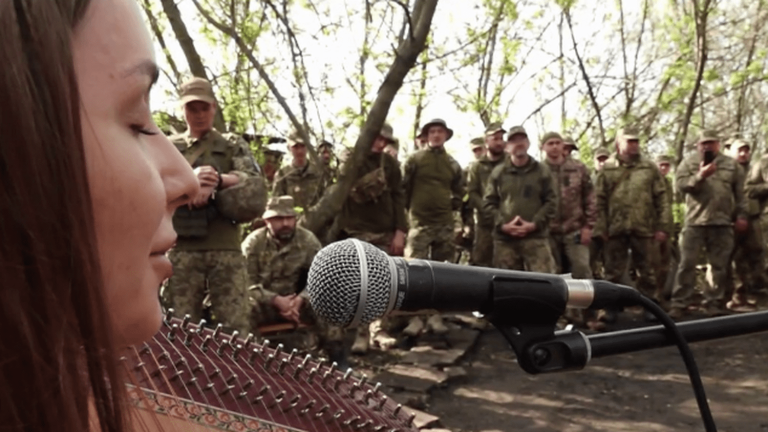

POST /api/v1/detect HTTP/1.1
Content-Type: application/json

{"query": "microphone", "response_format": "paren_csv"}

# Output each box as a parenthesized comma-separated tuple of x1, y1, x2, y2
(306, 239, 637, 328)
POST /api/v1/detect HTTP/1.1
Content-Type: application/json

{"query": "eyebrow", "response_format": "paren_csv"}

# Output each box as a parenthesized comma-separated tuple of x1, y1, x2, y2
(122, 60, 160, 90)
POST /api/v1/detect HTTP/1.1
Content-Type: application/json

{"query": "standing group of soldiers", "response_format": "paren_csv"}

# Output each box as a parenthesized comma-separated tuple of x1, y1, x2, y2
(160, 76, 768, 367)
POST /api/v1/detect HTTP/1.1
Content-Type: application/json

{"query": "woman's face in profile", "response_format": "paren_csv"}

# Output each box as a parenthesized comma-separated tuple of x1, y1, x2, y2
(73, 0, 197, 346)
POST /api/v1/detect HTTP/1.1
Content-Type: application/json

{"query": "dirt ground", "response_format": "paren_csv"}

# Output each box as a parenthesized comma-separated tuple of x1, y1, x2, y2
(426, 311, 768, 432)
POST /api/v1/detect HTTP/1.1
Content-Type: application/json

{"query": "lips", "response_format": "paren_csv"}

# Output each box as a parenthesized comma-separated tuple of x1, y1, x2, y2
(150, 235, 177, 256)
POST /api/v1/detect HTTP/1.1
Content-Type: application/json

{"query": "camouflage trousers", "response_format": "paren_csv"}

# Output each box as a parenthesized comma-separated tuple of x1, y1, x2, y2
(604, 235, 657, 300)
(251, 296, 344, 350)
(470, 224, 494, 268)
(672, 226, 734, 308)
(164, 250, 250, 334)
(549, 231, 592, 279)
(589, 236, 605, 279)
(492, 237, 555, 273)
(406, 223, 455, 262)
(726, 219, 766, 297)
(655, 239, 673, 301)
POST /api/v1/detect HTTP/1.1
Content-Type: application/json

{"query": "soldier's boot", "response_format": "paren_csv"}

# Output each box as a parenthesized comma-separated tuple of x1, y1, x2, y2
(402, 317, 424, 337)
(351, 327, 369, 355)
(426, 314, 448, 335)
(325, 341, 350, 372)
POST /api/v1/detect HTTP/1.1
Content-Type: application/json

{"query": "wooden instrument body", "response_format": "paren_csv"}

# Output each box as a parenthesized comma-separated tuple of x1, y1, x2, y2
(124, 314, 416, 432)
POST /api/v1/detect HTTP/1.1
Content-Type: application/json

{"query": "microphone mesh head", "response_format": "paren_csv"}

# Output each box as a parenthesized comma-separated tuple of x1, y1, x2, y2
(307, 239, 394, 327)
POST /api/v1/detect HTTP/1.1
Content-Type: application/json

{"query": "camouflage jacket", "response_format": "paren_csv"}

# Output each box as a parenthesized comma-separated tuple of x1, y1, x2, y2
(677, 152, 746, 226)
(745, 155, 768, 219)
(466, 155, 505, 227)
(483, 157, 557, 240)
(545, 158, 597, 235)
(272, 161, 326, 210)
(337, 151, 408, 235)
(739, 161, 761, 218)
(596, 155, 671, 237)
(242, 226, 321, 305)
(402, 146, 465, 227)
(172, 129, 264, 252)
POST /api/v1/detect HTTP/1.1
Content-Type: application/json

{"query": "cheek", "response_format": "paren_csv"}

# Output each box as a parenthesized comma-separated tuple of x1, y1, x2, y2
(83, 124, 167, 339)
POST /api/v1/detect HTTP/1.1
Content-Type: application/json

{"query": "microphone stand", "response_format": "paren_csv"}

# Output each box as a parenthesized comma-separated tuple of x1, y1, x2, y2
(493, 310, 768, 375)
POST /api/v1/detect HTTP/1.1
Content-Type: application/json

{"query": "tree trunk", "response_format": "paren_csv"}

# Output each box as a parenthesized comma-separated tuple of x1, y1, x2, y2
(159, 0, 226, 131)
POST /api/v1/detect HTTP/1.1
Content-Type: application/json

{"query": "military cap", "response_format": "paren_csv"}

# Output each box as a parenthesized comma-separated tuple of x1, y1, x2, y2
(618, 127, 640, 140)
(731, 138, 750, 150)
(656, 154, 672, 165)
(697, 129, 719, 143)
(286, 129, 308, 147)
(179, 77, 215, 106)
(318, 140, 334, 149)
(470, 137, 485, 149)
(562, 135, 578, 150)
(506, 125, 528, 141)
(380, 123, 396, 144)
(540, 131, 563, 145)
(594, 147, 610, 159)
(262, 195, 297, 219)
(485, 122, 506, 136)
(419, 118, 454, 141)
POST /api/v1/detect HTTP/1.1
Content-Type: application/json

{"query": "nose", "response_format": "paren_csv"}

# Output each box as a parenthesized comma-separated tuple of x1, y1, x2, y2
(156, 135, 199, 210)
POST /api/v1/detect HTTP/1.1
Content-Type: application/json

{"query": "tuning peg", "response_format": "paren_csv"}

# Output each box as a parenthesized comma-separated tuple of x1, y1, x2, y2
(167, 323, 179, 342)
(314, 404, 329, 418)
(372, 382, 382, 394)
(248, 347, 261, 364)
(274, 343, 284, 357)
(208, 368, 221, 379)
(140, 343, 151, 355)
(355, 419, 372, 430)
(196, 319, 207, 334)
(232, 344, 242, 359)
(264, 354, 275, 370)
(212, 323, 223, 339)
(243, 333, 255, 351)
(392, 404, 402, 417)
(282, 394, 301, 412)
(227, 331, 239, 346)
(277, 358, 289, 375)
(406, 412, 415, 427)
(375, 395, 387, 411)
(293, 361, 305, 379)
(252, 385, 270, 404)
(300, 399, 316, 415)
(287, 348, 298, 363)
(332, 409, 345, 421)
(343, 415, 361, 427)
(300, 354, 312, 368)
(363, 390, 374, 404)
(164, 308, 175, 324)
(201, 335, 212, 352)
(181, 315, 191, 331)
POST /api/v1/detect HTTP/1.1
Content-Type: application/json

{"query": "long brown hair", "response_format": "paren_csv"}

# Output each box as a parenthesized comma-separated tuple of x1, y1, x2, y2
(0, 1, 130, 431)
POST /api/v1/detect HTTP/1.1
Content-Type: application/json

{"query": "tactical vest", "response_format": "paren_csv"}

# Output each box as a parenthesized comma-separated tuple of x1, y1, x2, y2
(171, 131, 241, 250)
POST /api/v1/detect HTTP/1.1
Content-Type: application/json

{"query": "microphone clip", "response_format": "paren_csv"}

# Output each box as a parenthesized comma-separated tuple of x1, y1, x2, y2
(486, 276, 590, 375)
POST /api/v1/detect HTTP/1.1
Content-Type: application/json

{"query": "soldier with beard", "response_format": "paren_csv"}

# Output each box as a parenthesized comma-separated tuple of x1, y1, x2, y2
(466, 122, 507, 267)
(242, 196, 348, 368)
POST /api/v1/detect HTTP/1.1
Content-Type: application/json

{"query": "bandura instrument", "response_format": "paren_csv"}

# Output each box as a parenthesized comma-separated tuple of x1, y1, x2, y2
(124, 312, 417, 432)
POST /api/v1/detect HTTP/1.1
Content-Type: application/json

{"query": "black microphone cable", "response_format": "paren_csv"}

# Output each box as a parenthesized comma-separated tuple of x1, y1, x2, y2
(593, 282, 717, 432)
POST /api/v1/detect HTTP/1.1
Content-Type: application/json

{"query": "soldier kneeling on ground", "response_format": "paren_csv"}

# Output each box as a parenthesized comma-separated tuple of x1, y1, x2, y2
(242, 196, 349, 369)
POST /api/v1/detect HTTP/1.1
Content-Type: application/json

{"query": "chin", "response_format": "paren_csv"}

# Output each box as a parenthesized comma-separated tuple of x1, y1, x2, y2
(112, 294, 164, 347)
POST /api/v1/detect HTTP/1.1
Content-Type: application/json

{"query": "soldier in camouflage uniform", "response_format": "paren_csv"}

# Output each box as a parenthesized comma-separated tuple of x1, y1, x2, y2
(242, 196, 348, 368)
(595, 128, 671, 323)
(402, 118, 465, 335)
(331, 124, 408, 353)
(384, 138, 400, 161)
(745, 146, 768, 305)
(466, 123, 507, 267)
(262, 146, 285, 190)
(163, 77, 267, 334)
(654, 155, 675, 303)
(590, 147, 611, 279)
(318, 140, 337, 190)
(456, 137, 487, 264)
(670, 131, 748, 317)
(483, 126, 557, 273)
(725, 139, 764, 311)
(273, 131, 326, 211)
(563, 136, 578, 159)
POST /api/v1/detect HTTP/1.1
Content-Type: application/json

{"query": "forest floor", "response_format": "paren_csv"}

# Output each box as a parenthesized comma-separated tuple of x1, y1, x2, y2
(425, 309, 768, 432)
